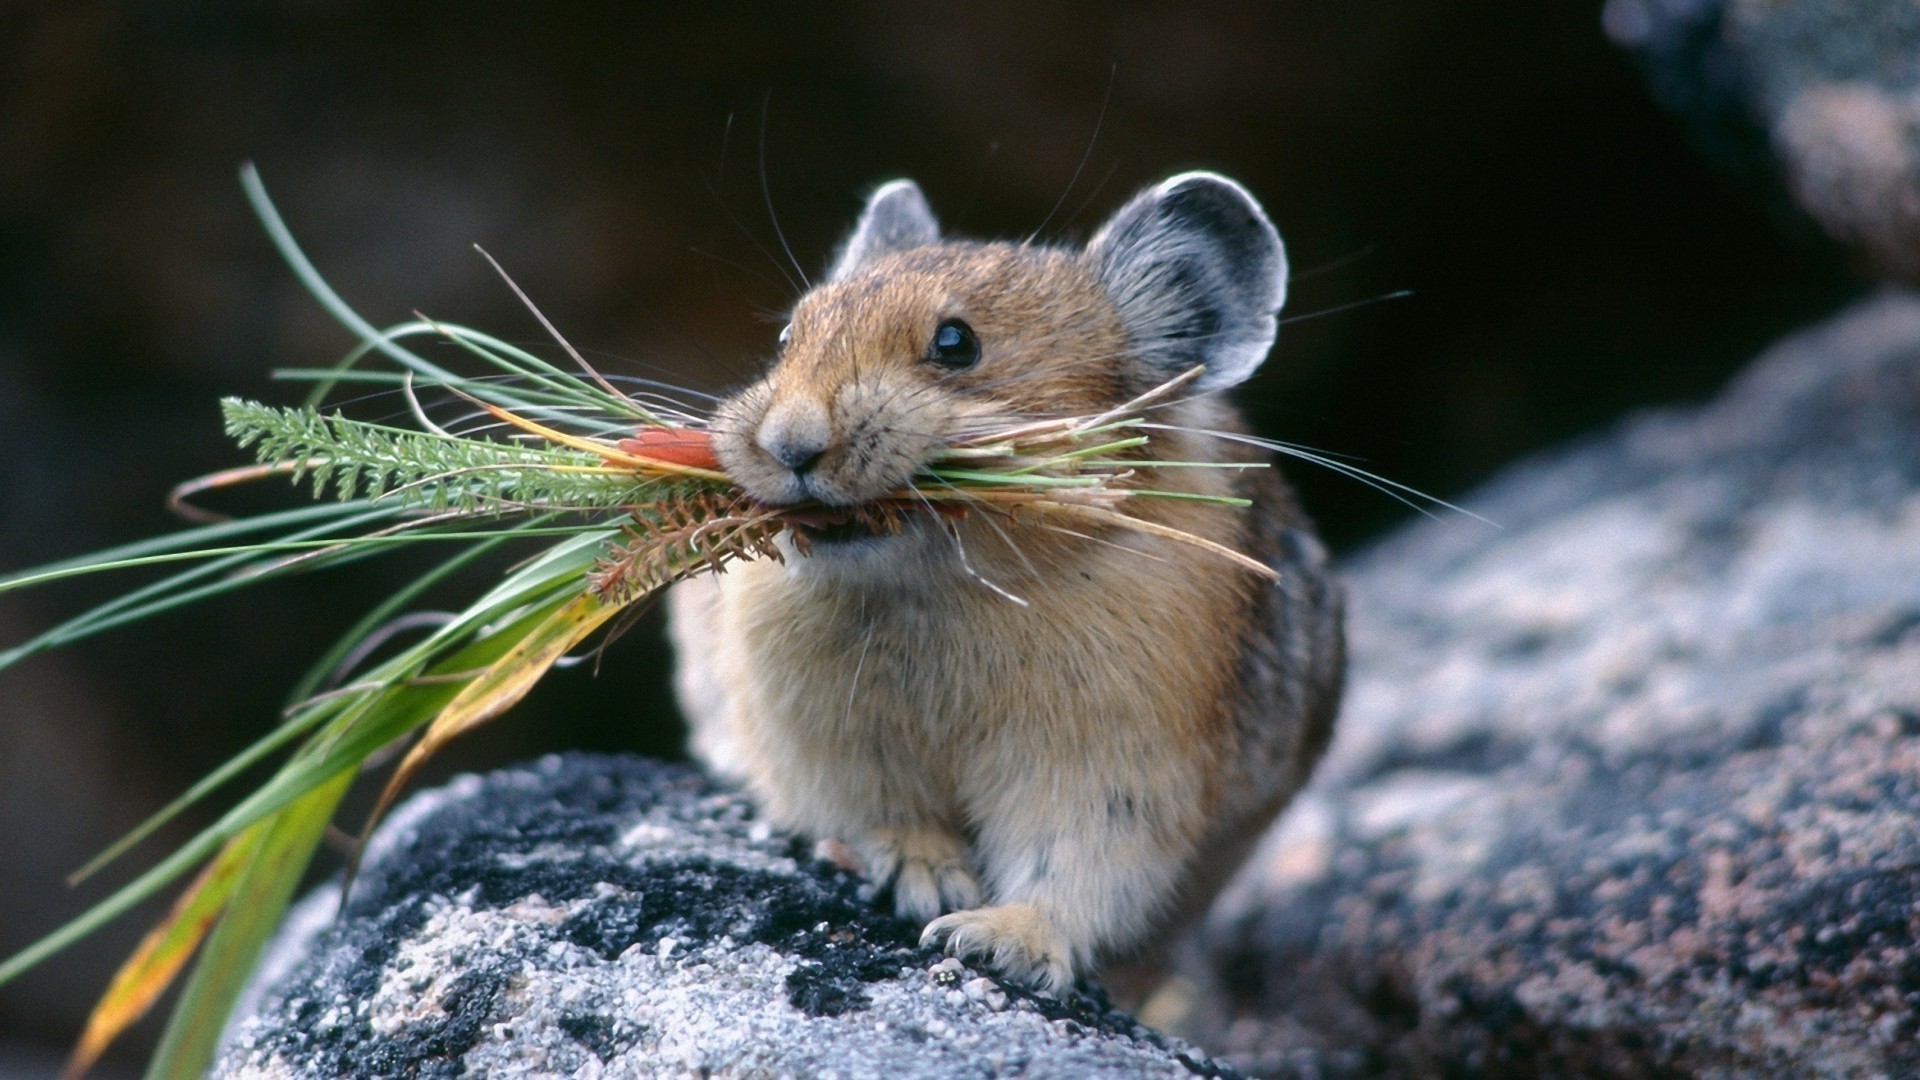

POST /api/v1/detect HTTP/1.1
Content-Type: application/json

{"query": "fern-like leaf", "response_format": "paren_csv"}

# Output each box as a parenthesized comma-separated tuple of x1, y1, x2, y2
(221, 399, 661, 515)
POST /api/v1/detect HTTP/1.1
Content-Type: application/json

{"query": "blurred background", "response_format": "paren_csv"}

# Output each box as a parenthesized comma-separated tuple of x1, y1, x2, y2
(0, 1, 1864, 1071)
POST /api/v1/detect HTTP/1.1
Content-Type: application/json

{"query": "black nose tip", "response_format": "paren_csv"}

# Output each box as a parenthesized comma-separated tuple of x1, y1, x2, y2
(767, 436, 826, 475)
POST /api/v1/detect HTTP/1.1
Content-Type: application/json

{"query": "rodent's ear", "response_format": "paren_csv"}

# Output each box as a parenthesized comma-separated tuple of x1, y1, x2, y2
(828, 179, 941, 282)
(1085, 172, 1288, 393)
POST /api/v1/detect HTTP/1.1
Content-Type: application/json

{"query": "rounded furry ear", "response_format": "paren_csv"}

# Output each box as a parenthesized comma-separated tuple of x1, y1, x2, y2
(1085, 172, 1288, 392)
(828, 179, 940, 281)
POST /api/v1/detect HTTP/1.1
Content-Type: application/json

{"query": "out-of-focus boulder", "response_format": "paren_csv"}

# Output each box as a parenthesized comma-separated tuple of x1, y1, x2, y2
(1189, 292, 1920, 1077)
(1608, 0, 1920, 284)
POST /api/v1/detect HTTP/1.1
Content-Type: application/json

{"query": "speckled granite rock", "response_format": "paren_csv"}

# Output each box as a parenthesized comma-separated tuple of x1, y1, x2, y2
(1606, 0, 1920, 284)
(1190, 293, 1920, 1078)
(214, 755, 1234, 1079)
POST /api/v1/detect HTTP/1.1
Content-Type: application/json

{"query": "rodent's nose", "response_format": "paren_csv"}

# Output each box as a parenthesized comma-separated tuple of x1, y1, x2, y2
(756, 399, 832, 476)
(765, 434, 826, 475)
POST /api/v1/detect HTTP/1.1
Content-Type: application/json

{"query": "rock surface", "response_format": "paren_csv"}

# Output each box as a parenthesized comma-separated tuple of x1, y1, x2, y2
(219, 294, 1920, 1078)
(214, 756, 1233, 1079)
(1190, 292, 1920, 1078)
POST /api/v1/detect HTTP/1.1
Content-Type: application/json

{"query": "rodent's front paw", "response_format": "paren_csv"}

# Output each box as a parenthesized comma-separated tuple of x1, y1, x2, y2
(921, 903, 1074, 994)
(858, 827, 982, 922)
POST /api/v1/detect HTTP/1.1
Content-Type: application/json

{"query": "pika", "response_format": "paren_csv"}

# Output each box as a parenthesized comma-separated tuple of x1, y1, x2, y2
(669, 172, 1343, 993)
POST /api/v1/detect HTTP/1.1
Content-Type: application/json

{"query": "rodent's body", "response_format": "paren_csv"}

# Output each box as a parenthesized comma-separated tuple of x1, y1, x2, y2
(671, 173, 1343, 991)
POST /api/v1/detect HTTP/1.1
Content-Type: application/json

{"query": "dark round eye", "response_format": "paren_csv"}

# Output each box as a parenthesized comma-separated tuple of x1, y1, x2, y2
(777, 323, 793, 348)
(927, 318, 980, 369)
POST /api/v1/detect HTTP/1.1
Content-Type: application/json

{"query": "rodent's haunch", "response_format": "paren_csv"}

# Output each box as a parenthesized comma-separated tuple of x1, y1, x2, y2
(669, 173, 1344, 993)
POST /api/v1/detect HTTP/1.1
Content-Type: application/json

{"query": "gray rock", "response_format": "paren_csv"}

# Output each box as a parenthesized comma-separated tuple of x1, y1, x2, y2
(1606, 0, 1920, 284)
(211, 290, 1920, 1078)
(1190, 291, 1920, 1077)
(215, 756, 1234, 1079)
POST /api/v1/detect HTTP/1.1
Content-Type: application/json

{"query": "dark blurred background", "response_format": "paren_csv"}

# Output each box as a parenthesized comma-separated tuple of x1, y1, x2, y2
(0, 1, 1863, 1070)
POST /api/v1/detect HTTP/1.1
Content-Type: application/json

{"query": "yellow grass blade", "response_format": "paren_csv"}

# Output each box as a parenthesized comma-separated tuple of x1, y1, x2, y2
(143, 769, 354, 1080)
(356, 591, 622, 870)
(61, 828, 268, 1080)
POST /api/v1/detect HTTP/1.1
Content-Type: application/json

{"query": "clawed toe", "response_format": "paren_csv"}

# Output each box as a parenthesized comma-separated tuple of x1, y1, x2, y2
(854, 827, 981, 922)
(893, 853, 983, 921)
(921, 903, 1074, 993)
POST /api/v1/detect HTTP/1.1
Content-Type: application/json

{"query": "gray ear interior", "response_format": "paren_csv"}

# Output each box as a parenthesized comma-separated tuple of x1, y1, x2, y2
(1085, 172, 1288, 392)
(828, 179, 940, 281)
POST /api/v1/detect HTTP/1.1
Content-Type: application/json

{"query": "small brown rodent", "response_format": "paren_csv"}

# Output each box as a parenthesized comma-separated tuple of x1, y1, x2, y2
(669, 172, 1344, 993)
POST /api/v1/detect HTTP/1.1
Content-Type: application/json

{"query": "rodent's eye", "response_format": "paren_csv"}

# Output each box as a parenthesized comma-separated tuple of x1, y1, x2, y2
(777, 323, 793, 348)
(927, 318, 980, 370)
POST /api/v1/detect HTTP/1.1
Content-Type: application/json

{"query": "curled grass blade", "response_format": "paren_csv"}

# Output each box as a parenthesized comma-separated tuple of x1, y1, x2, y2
(349, 589, 621, 892)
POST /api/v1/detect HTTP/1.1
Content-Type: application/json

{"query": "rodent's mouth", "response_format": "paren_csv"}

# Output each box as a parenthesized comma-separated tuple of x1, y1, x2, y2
(777, 504, 912, 551)
(795, 519, 885, 546)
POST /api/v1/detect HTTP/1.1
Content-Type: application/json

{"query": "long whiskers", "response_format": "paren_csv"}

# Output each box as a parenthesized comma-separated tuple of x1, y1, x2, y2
(1279, 289, 1414, 327)
(844, 602, 875, 728)
(923, 474, 1043, 582)
(1139, 422, 1492, 524)
(941, 514, 1029, 607)
(1026, 63, 1117, 246)
(757, 93, 810, 293)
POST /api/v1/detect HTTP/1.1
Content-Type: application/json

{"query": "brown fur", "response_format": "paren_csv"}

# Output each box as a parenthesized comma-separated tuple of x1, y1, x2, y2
(670, 180, 1344, 994)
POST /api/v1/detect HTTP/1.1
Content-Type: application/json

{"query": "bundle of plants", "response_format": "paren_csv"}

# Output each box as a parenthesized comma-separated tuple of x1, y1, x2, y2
(0, 168, 1287, 1080)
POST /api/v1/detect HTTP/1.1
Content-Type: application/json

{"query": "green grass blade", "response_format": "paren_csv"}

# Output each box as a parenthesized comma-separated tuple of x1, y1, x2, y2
(284, 530, 526, 707)
(0, 536, 446, 593)
(241, 165, 460, 394)
(7, 522, 597, 673)
(0, 502, 382, 591)
(61, 519, 528, 882)
(924, 469, 1106, 488)
(285, 322, 633, 422)
(1051, 435, 1151, 459)
(425, 322, 650, 423)
(63, 821, 270, 1080)
(0, 506, 406, 671)
(67, 706, 333, 887)
(0, 530, 610, 990)
(1120, 489, 1254, 505)
(274, 364, 642, 421)
(143, 769, 354, 1080)
(359, 589, 620, 852)
(244, 167, 639, 426)
(0, 806, 263, 990)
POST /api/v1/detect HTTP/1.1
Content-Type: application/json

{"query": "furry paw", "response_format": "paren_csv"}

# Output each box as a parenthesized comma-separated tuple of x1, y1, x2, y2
(921, 903, 1075, 993)
(857, 827, 982, 922)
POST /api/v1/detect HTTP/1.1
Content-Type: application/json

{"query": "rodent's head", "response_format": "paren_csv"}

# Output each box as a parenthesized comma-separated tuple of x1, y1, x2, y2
(713, 172, 1288, 529)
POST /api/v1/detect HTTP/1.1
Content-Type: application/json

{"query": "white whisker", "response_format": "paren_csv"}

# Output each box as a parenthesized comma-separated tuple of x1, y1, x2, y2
(1140, 422, 1495, 525)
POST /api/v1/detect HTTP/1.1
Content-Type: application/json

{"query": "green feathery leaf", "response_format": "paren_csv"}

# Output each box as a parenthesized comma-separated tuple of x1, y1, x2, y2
(221, 399, 674, 514)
